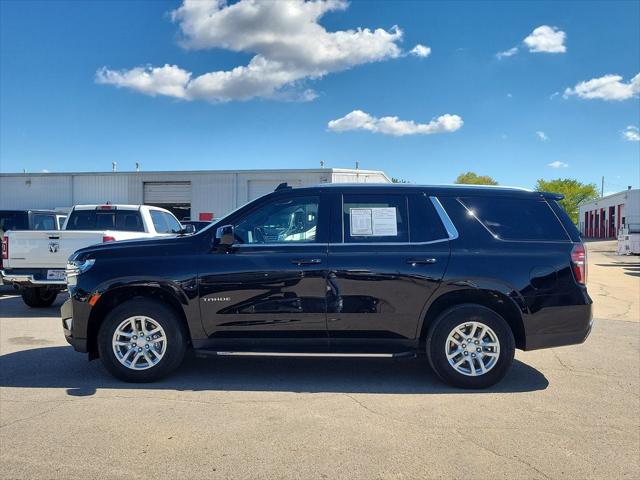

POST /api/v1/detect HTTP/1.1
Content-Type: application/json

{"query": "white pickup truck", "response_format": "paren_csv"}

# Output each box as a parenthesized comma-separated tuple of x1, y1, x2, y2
(1, 204, 192, 307)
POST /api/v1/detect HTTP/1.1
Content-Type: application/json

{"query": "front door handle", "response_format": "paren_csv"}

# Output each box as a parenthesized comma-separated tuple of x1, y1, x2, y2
(407, 258, 437, 266)
(290, 258, 323, 266)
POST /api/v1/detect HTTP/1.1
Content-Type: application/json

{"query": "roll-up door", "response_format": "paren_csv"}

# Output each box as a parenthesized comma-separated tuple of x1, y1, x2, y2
(143, 182, 191, 204)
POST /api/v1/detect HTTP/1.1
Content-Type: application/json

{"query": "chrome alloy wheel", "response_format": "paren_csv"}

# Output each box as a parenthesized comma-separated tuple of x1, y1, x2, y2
(112, 316, 167, 370)
(445, 321, 500, 376)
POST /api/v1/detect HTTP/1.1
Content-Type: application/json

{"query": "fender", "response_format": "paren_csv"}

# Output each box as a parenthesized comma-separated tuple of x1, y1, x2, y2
(415, 276, 528, 341)
(85, 275, 206, 344)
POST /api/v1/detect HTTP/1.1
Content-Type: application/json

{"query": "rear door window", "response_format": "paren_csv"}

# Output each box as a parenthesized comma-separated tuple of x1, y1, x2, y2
(459, 196, 569, 241)
(409, 194, 448, 242)
(343, 194, 408, 243)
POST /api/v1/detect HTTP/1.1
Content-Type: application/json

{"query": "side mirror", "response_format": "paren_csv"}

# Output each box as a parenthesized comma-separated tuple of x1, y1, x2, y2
(216, 224, 235, 247)
(180, 224, 196, 234)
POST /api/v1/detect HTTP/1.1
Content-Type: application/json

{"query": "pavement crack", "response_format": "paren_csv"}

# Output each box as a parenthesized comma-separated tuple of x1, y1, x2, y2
(342, 393, 390, 421)
(0, 402, 69, 429)
(455, 431, 553, 480)
(551, 348, 572, 371)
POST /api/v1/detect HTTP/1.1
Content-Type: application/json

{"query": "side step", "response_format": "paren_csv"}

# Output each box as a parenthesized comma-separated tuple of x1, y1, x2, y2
(193, 350, 417, 359)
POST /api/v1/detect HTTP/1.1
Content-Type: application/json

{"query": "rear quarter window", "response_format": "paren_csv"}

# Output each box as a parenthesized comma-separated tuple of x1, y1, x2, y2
(458, 196, 569, 241)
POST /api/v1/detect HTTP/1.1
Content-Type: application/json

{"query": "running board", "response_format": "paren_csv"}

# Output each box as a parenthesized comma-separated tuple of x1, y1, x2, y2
(193, 350, 416, 359)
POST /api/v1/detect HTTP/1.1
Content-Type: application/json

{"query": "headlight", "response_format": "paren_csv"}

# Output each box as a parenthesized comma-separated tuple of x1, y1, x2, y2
(65, 258, 95, 280)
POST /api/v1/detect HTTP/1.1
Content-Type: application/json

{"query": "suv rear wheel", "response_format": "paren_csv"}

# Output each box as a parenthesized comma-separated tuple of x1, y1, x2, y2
(97, 298, 187, 382)
(21, 287, 57, 308)
(426, 304, 515, 389)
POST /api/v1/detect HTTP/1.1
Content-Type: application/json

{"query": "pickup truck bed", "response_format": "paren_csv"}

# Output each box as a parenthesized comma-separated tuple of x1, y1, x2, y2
(1, 204, 187, 307)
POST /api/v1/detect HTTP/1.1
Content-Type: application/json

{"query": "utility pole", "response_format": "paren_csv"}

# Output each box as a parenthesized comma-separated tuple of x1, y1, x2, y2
(601, 176, 604, 197)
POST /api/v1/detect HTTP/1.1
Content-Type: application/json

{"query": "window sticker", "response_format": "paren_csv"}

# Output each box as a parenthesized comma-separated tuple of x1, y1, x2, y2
(349, 207, 398, 236)
(350, 208, 373, 235)
(371, 207, 398, 236)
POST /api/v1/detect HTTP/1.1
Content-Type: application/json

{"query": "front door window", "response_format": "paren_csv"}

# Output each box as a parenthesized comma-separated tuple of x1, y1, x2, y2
(235, 196, 319, 244)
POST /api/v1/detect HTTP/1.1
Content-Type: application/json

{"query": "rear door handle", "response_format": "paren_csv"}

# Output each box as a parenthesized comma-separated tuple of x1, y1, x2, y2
(407, 258, 437, 266)
(290, 258, 323, 266)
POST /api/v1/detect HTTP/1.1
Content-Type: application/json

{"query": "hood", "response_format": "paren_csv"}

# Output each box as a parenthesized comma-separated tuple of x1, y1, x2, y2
(70, 234, 203, 262)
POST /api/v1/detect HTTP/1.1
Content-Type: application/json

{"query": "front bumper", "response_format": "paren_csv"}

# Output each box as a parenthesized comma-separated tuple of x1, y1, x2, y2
(61, 297, 88, 352)
(1, 268, 66, 287)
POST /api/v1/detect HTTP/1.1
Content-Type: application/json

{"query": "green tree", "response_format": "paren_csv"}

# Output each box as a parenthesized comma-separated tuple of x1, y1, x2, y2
(535, 178, 599, 224)
(454, 171, 499, 185)
(391, 177, 410, 183)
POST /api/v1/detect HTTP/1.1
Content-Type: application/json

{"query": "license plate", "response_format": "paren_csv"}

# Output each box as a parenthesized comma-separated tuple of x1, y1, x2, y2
(47, 269, 66, 281)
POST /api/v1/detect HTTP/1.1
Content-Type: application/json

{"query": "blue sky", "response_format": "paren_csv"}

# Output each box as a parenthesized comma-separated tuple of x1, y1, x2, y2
(1, 0, 638, 192)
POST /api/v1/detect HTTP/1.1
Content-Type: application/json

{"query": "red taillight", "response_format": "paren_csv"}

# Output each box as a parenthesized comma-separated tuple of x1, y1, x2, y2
(102, 235, 116, 242)
(571, 243, 587, 285)
(1, 235, 8, 260)
(98, 205, 114, 210)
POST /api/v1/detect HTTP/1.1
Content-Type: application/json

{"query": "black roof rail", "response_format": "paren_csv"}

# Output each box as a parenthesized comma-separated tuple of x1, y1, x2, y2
(275, 182, 292, 191)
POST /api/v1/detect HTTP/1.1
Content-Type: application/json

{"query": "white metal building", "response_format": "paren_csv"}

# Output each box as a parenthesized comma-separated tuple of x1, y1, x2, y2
(0, 168, 390, 221)
(578, 188, 640, 238)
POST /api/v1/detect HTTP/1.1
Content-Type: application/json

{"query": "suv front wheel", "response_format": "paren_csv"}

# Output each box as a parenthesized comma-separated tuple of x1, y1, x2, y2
(97, 298, 187, 382)
(426, 304, 515, 389)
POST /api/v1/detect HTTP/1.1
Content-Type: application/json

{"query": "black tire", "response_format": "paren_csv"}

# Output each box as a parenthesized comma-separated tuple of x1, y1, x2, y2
(97, 298, 187, 382)
(21, 287, 57, 308)
(426, 304, 515, 389)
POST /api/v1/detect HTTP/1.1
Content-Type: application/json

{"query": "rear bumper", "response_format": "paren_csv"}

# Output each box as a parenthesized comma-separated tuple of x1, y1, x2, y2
(524, 302, 593, 350)
(1, 268, 66, 287)
(61, 297, 88, 352)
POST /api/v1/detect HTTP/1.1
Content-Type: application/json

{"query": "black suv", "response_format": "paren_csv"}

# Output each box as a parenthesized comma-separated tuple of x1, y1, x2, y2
(62, 184, 592, 388)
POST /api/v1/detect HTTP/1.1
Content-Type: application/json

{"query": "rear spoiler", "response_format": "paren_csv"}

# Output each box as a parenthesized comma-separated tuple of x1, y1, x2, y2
(539, 191, 564, 201)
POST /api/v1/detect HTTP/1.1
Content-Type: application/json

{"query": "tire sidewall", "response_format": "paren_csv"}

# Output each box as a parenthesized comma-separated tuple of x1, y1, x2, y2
(426, 304, 515, 389)
(21, 287, 57, 308)
(97, 298, 187, 382)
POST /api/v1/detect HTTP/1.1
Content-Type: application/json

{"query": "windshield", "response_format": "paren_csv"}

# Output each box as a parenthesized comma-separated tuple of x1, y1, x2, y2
(65, 210, 145, 232)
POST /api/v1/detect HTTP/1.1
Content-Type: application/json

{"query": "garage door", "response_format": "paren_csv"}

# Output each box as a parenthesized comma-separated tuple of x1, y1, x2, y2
(247, 180, 301, 201)
(143, 182, 191, 204)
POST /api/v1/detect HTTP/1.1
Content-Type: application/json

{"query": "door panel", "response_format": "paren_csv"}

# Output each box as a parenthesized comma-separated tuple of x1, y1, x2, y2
(197, 191, 330, 350)
(327, 242, 449, 347)
(199, 244, 328, 344)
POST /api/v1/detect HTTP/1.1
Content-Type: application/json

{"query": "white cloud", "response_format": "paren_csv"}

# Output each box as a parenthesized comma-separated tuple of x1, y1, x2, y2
(549, 91, 560, 100)
(523, 25, 566, 53)
(409, 44, 431, 58)
(548, 161, 568, 168)
(327, 110, 463, 136)
(563, 73, 640, 101)
(96, 64, 191, 98)
(496, 47, 518, 59)
(536, 131, 549, 141)
(622, 125, 640, 142)
(96, 0, 426, 102)
(506, 93, 513, 98)
(496, 25, 566, 59)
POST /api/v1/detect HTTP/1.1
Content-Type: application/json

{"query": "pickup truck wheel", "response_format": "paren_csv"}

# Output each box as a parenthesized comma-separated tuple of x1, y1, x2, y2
(21, 288, 57, 308)
(97, 299, 187, 382)
(426, 304, 515, 389)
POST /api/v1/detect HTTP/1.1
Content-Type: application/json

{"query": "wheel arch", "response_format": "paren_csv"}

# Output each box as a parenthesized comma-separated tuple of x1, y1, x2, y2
(419, 287, 527, 350)
(87, 284, 191, 357)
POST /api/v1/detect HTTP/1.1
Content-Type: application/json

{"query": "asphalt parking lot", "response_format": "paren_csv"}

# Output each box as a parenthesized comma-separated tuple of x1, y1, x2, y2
(0, 240, 638, 480)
